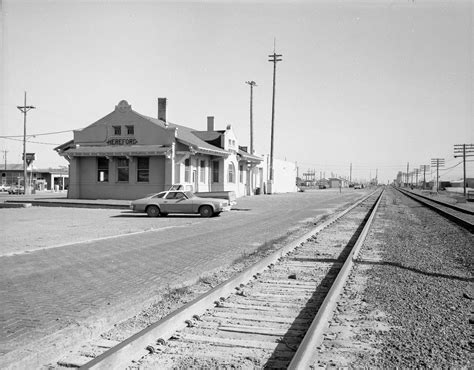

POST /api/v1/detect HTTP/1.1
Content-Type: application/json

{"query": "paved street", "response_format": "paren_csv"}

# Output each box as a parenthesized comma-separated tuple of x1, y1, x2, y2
(0, 189, 369, 363)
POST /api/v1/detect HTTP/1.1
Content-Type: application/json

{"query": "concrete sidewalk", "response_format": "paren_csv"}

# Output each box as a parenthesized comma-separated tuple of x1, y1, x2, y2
(1, 192, 131, 209)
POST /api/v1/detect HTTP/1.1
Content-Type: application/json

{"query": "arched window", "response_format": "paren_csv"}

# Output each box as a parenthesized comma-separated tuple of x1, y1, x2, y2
(228, 163, 235, 183)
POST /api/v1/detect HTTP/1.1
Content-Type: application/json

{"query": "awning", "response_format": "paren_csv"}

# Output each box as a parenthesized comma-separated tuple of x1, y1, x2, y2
(61, 145, 171, 157)
(237, 149, 263, 163)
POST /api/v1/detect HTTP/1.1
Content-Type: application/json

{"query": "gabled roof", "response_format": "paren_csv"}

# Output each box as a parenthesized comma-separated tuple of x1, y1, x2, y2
(56, 104, 230, 158)
(137, 113, 229, 156)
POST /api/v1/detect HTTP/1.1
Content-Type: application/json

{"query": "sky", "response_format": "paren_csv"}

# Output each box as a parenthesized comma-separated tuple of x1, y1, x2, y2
(1, 0, 472, 184)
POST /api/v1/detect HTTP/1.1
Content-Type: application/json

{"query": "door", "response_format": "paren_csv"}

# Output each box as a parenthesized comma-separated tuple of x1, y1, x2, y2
(162, 191, 193, 213)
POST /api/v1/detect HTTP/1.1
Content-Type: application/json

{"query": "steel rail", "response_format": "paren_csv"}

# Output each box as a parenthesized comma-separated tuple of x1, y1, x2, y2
(397, 188, 474, 215)
(288, 188, 385, 369)
(80, 189, 380, 369)
(395, 188, 474, 233)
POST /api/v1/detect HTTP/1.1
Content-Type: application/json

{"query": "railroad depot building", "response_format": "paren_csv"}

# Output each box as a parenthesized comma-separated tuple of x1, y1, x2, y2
(55, 99, 263, 200)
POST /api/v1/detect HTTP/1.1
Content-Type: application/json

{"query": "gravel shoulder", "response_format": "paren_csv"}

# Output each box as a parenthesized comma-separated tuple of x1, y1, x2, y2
(314, 187, 472, 367)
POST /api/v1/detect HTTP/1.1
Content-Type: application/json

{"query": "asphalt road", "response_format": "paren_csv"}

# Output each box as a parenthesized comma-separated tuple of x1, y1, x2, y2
(0, 188, 370, 364)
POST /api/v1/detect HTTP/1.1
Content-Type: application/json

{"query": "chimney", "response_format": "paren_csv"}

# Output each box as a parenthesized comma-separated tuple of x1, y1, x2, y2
(207, 116, 214, 131)
(158, 98, 167, 122)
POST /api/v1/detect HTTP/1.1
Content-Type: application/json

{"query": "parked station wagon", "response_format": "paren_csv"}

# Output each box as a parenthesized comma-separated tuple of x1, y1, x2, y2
(130, 190, 231, 217)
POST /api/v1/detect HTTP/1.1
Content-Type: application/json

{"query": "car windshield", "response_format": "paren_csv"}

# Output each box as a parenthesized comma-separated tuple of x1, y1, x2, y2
(184, 191, 195, 199)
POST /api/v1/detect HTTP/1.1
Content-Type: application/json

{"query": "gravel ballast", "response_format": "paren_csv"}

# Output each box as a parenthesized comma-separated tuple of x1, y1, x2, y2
(316, 187, 472, 367)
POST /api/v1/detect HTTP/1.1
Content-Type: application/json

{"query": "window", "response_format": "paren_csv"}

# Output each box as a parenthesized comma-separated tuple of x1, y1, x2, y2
(113, 126, 121, 135)
(212, 161, 219, 183)
(184, 159, 191, 183)
(239, 164, 244, 183)
(200, 160, 206, 183)
(137, 157, 149, 182)
(126, 125, 134, 135)
(165, 192, 177, 199)
(228, 163, 235, 183)
(117, 157, 129, 182)
(97, 157, 109, 182)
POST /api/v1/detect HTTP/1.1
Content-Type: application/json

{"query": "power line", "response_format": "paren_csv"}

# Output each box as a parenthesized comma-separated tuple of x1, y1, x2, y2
(0, 129, 73, 138)
(3, 137, 60, 145)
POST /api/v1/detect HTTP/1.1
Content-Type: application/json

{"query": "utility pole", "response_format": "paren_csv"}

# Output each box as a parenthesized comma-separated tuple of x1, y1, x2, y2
(17, 92, 35, 196)
(430, 158, 445, 192)
(245, 81, 257, 154)
(406, 162, 409, 187)
(414, 168, 419, 188)
(420, 165, 429, 189)
(2, 150, 7, 170)
(268, 43, 282, 194)
(376, 168, 378, 185)
(350, 163, 352, 184)
(454, 144, 474, 197)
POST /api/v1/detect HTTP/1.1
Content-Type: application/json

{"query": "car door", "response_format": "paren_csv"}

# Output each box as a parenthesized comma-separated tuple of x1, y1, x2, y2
(172, 191, 194, 213)
(162, 191, 193, 214)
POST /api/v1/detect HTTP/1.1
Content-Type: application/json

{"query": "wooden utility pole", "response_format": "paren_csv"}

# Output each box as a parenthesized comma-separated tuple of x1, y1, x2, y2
(268, 45, 282, 193)
(2, 150, 7, 170)
(454, 144, 474, 197)
(406, 162, 409, 187)
(350, 163, 352, 184)
(420, 165, 429, 189)
(17, 92, 35, 195)
(431, 158, 445, 192)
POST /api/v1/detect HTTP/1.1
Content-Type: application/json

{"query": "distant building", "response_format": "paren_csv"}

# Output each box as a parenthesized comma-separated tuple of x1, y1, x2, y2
(328, 177, 349, 188)
(1, 164, 68, 191)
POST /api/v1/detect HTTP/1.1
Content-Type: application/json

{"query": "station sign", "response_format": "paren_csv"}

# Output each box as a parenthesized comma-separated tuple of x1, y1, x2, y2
(106, 138, 138, 146)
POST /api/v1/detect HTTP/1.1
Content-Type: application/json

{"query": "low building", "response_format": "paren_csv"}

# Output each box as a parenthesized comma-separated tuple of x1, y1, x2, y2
(55, 99, 263, 200)
(1, 164, 68, 191)
(328, 177, 349, 188)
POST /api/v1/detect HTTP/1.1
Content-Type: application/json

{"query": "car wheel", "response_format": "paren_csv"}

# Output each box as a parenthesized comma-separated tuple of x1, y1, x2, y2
(146, 205, 160, 217)
(199, 205, 213, 217)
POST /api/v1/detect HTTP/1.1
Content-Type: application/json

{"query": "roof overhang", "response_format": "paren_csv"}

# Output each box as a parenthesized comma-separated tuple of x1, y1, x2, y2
(237, 150, 263, 163)
(59, 145, 170, 157)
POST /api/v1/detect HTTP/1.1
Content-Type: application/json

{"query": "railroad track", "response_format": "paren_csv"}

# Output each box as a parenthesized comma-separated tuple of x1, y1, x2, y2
(395, 188, 474, 233)
(72, 188, 384, 369)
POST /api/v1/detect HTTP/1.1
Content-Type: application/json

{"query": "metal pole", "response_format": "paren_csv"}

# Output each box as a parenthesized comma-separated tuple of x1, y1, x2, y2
(245, 81, 257, 154)
(22, 92, 27, 194)
(463, 144, 466, 197)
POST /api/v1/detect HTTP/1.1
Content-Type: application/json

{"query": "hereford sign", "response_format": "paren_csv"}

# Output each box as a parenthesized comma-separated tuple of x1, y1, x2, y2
(106, 138, 138, 145)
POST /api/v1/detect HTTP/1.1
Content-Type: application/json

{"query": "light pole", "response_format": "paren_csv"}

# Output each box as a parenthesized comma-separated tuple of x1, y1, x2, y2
(245, 81, 257, 154)
(17, 92, 35, 195)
